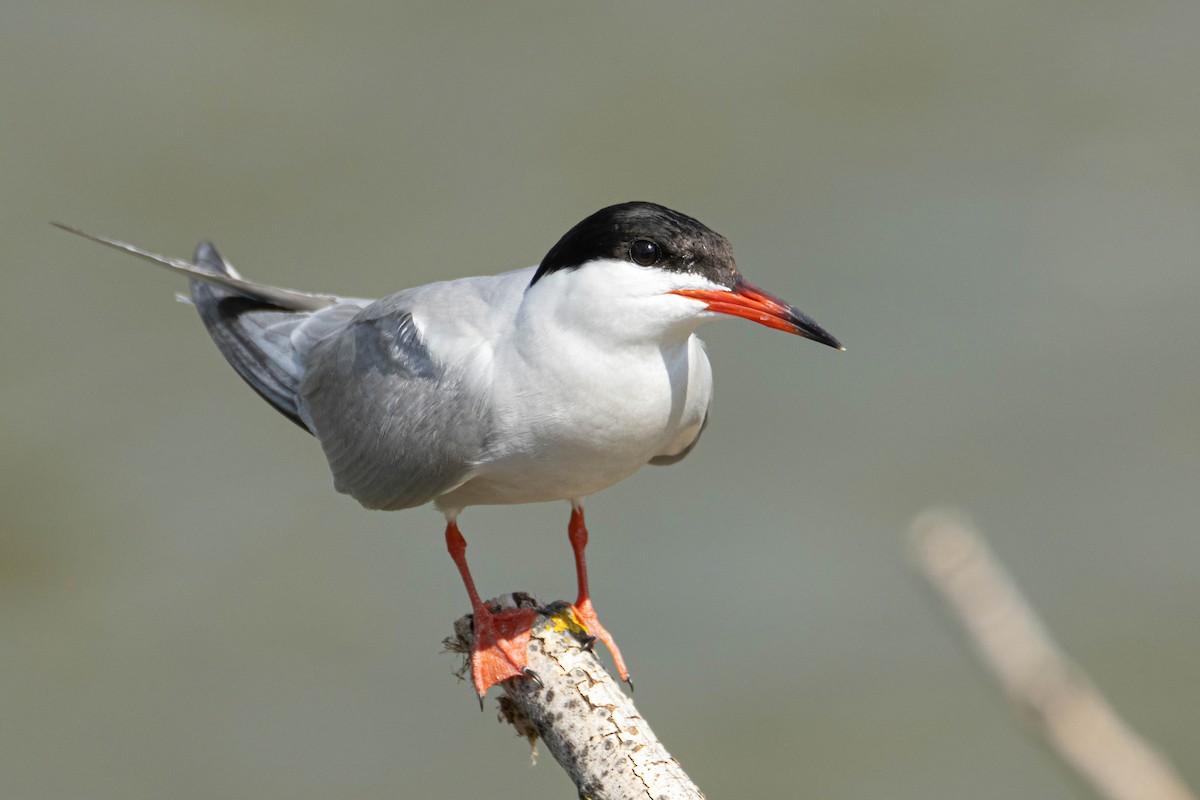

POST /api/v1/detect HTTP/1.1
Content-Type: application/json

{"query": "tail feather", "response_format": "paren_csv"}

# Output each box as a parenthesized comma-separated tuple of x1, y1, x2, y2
(51, 222, 338, 311)
(54, 222, 357, 434)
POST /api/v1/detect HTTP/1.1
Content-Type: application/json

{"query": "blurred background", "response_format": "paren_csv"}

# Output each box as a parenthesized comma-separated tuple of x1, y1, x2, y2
(3, 2, 1199, 797)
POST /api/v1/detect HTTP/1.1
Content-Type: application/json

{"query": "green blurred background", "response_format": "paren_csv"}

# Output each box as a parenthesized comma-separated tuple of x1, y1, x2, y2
(4, 2, 1199, 797)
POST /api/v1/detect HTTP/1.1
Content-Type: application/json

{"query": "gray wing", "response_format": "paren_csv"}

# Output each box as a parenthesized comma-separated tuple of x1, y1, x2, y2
(298, 300, 489, 511)
(648, 410, 709, 466)
(187, 242, 365, 430)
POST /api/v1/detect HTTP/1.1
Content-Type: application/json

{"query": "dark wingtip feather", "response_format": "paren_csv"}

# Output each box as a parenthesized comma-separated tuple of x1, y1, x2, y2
(188, 241, 310, 433)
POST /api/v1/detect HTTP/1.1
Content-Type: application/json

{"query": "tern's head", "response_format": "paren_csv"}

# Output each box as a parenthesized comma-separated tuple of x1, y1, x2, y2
(528, 201, 843, 350)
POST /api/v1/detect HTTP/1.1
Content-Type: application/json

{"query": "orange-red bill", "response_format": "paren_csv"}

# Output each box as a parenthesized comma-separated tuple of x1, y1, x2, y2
(671, 281, 843, 350)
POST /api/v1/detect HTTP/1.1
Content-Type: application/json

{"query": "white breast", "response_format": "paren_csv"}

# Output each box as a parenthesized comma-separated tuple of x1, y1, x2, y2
(434, 261, 716, 510)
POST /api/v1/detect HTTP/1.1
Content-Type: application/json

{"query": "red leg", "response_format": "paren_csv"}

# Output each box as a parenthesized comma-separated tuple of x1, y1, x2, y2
(568, 504, 630, 683)
(445, 519, 537, 699)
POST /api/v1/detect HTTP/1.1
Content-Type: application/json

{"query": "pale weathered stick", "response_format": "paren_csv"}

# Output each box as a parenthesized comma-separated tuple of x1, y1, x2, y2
(910, 509, 1196, 800)
(446, 594, 705, 800)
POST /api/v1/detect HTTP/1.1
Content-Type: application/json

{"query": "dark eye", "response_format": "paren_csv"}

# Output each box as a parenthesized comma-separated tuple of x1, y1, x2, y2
(629, 239, 660, 266)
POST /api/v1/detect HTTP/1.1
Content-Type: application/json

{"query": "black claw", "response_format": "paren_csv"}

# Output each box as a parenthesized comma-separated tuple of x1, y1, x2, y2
(477, 693, 485, 711)
(624, 675, 634, 693)
(580, 635, 598, 652)
(522, 667, 544, 688)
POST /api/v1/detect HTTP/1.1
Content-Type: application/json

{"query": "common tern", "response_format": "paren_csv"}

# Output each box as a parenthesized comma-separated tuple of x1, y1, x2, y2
(55, 201, 842, 699)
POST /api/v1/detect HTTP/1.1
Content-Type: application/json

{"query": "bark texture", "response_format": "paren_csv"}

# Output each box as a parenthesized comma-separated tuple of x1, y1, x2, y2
(447, 594, 704, 800)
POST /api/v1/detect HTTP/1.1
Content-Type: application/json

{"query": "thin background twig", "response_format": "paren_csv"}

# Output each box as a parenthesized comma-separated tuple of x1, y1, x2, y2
(910, 509, 1195, 800)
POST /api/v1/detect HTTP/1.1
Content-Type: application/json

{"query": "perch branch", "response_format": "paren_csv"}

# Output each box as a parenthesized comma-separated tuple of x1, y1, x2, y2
(446, 593, 705, 800)
(910, 509, 1195, 800)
